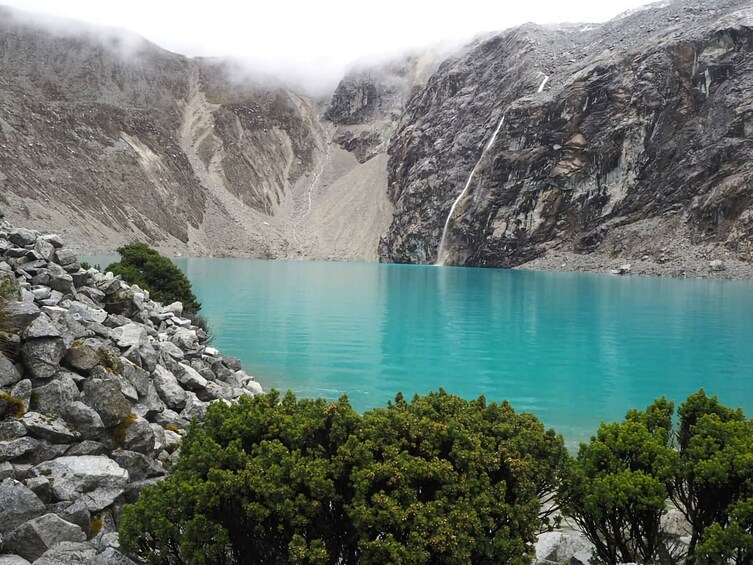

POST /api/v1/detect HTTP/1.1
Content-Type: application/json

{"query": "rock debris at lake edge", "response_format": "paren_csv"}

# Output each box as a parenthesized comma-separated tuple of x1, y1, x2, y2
(0, 223, 263, 564)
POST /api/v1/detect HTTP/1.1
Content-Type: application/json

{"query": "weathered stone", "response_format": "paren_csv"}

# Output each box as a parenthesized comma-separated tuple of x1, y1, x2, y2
(4, 513, 87, 562)
(51, 498, 91, 535)
(0, 420, 27, 441)
(0, 478, 46, 534)
(82, 379, 131, 428)
(0, 555, 31, 565)
(152, 365, 186, 410)
(68, 301, 107, 324)
(65, 441, 107, 458)
(34, 238, 56, 262)
(159, 340, 185, 360)
(176, 363, 208, 390)
(5, 299, 40, 329)
(196, 381, 234, 402)
(111, 450, 165, 481)
(121, 360, 149, 397)
(21, 313, 61, 340)
(38, 234, 64, 249)
(31, 286, 51, 301)
(0, 354, 22, 387)
(26, 476, 52, 503)
(138, 341, 158, 372)
(222, 356, 242, 371)
(22, 412, 80, 443)
(119, 415, 155, 454)
(0, 437, 39, 461)
(134, 383, 166, 420)
(111, 323, 149, 350)
(8, 228, 37, 247)
(77, 285, 106, 303)
(0, 460, 14, 480)
(33, 541, 97, 565)
(90, 547, 137, 565)
(182, 393, 208, 421)
(54, 248, 78, 267)
(32, 456, 129, 511)
(164, 301, 183, 316)
(32, 375, 79, 414)
(49, 273, 76, 295)
(10, 379, 31, 409)
(65, 341, 101, 371)
(20, 337, 67, 379)
(171, 327, 197, 350)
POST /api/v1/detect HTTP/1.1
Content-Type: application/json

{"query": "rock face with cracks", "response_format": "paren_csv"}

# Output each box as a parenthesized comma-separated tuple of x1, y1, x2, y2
(380, 0, 753, 275)
(0, 223, 264, 563)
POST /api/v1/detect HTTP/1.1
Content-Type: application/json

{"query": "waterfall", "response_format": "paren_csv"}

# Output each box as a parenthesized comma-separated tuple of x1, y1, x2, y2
(537, 74, 550, 93)
(435, 114, 505, 266)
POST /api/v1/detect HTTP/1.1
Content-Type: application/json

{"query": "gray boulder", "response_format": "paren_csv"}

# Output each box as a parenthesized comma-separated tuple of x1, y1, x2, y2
(5, 299, 40, 329)
(20, 337, 67, 379)
(152, 365, 186, 410)
(0, 420, 27, 441)
(82, 379, 131, 428)
(10, 379, 31, 410)
(121, 360, 149, 397)
(111, 450, 165, 482)
(53, 248, 78, 267)
(31, 456, 129, 511)
(3, 514, 86, 562)
(22, 412, 80, 443)
(64, 440, 107, 457)
(8, 228, 37, 247)
(27, 541, 97, 565)
(0, 355, 22, 387)
(0, 556, 31, 565)
(111, 323, 148, 349)
(21, 314, 61, 340)
(176, 363, 208, 390)
(64, 342, 101, 372)
(0, 437, 39, 461)
(34, 238, 56, 262)
(118, 415, 155, 454)
(62, 402, 105, 440)
(171, 327, 197, 351)
(32, 375, 80, 414)
(0, 478, 46, 534)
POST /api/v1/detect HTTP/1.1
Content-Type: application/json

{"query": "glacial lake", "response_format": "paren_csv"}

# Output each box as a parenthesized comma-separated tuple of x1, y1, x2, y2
(84, 257, 753, 448)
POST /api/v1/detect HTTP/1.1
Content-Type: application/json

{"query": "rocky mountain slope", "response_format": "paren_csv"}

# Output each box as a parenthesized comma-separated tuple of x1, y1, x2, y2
(380, 0, 753, 275)
(0, 221, 263, 563)
(0, 7, 408, 262)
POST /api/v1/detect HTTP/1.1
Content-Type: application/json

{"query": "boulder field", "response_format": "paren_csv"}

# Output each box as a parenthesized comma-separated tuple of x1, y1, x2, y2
(0, 222, 263, 564)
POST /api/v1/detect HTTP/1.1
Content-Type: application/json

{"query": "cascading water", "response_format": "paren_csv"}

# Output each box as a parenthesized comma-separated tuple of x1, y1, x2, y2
(537, 74, 550, 93)
(435, 73, 552, 266)
(435, 114, 506, 266)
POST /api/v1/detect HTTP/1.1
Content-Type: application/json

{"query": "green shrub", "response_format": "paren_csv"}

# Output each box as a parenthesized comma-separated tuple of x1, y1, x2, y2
(119, 390, 567, 564)
(106, 242, 201, 314)
(673, 390, 753, 561)
(560, 397, 681, 565)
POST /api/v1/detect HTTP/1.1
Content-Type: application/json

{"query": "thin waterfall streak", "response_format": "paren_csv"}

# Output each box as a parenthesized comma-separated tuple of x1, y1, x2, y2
(436, 114, 505, 266)
(537, 75, 550, 93)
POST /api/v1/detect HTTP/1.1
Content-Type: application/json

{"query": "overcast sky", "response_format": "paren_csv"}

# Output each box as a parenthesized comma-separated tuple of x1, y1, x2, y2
(4, 0, 656, 91)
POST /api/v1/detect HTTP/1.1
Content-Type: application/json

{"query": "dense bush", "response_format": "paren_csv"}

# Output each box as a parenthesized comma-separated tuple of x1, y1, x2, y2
(119, 390, 568, 564)
(106, 242, 201, 314)
(562, 390, 753, 565)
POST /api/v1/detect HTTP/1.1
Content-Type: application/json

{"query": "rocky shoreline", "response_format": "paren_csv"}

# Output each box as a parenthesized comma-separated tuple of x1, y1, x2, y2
(0, 223, 263, 564)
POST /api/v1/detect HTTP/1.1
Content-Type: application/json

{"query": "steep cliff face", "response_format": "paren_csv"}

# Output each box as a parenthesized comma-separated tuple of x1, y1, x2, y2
(380, 0, 753, 270)
(0, 8, 324, 258)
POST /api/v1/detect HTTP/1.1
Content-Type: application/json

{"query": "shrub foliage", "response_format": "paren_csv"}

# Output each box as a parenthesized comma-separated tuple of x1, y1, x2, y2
(106, 242, 201, 314)
(120, 390, 568, 564)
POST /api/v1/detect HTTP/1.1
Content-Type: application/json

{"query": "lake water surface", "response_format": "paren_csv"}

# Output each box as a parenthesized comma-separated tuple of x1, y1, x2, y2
(85, 257, 753, 447)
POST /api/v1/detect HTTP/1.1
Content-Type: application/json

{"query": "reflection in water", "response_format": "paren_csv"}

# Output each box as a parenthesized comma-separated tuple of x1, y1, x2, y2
(81, 256, 753, 448)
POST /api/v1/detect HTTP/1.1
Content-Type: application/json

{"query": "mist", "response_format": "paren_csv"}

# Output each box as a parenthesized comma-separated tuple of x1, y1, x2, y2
(2, 0, 657, 94)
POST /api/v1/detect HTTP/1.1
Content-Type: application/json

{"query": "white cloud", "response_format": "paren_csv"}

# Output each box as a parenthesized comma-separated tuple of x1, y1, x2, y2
(3, 0, 656, 92)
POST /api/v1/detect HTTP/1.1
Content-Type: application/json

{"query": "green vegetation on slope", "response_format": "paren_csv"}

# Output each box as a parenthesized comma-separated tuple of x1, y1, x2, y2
(106, 242, 201, 314)
(120, 389, 568, 564)
(119, 389, 753, 564)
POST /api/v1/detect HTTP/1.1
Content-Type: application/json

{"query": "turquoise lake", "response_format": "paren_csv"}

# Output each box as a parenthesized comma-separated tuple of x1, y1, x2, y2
(84, 257, 753, 448)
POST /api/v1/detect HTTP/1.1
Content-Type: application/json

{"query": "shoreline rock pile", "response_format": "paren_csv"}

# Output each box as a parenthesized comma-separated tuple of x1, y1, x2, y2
(0, 223, 263, 564)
